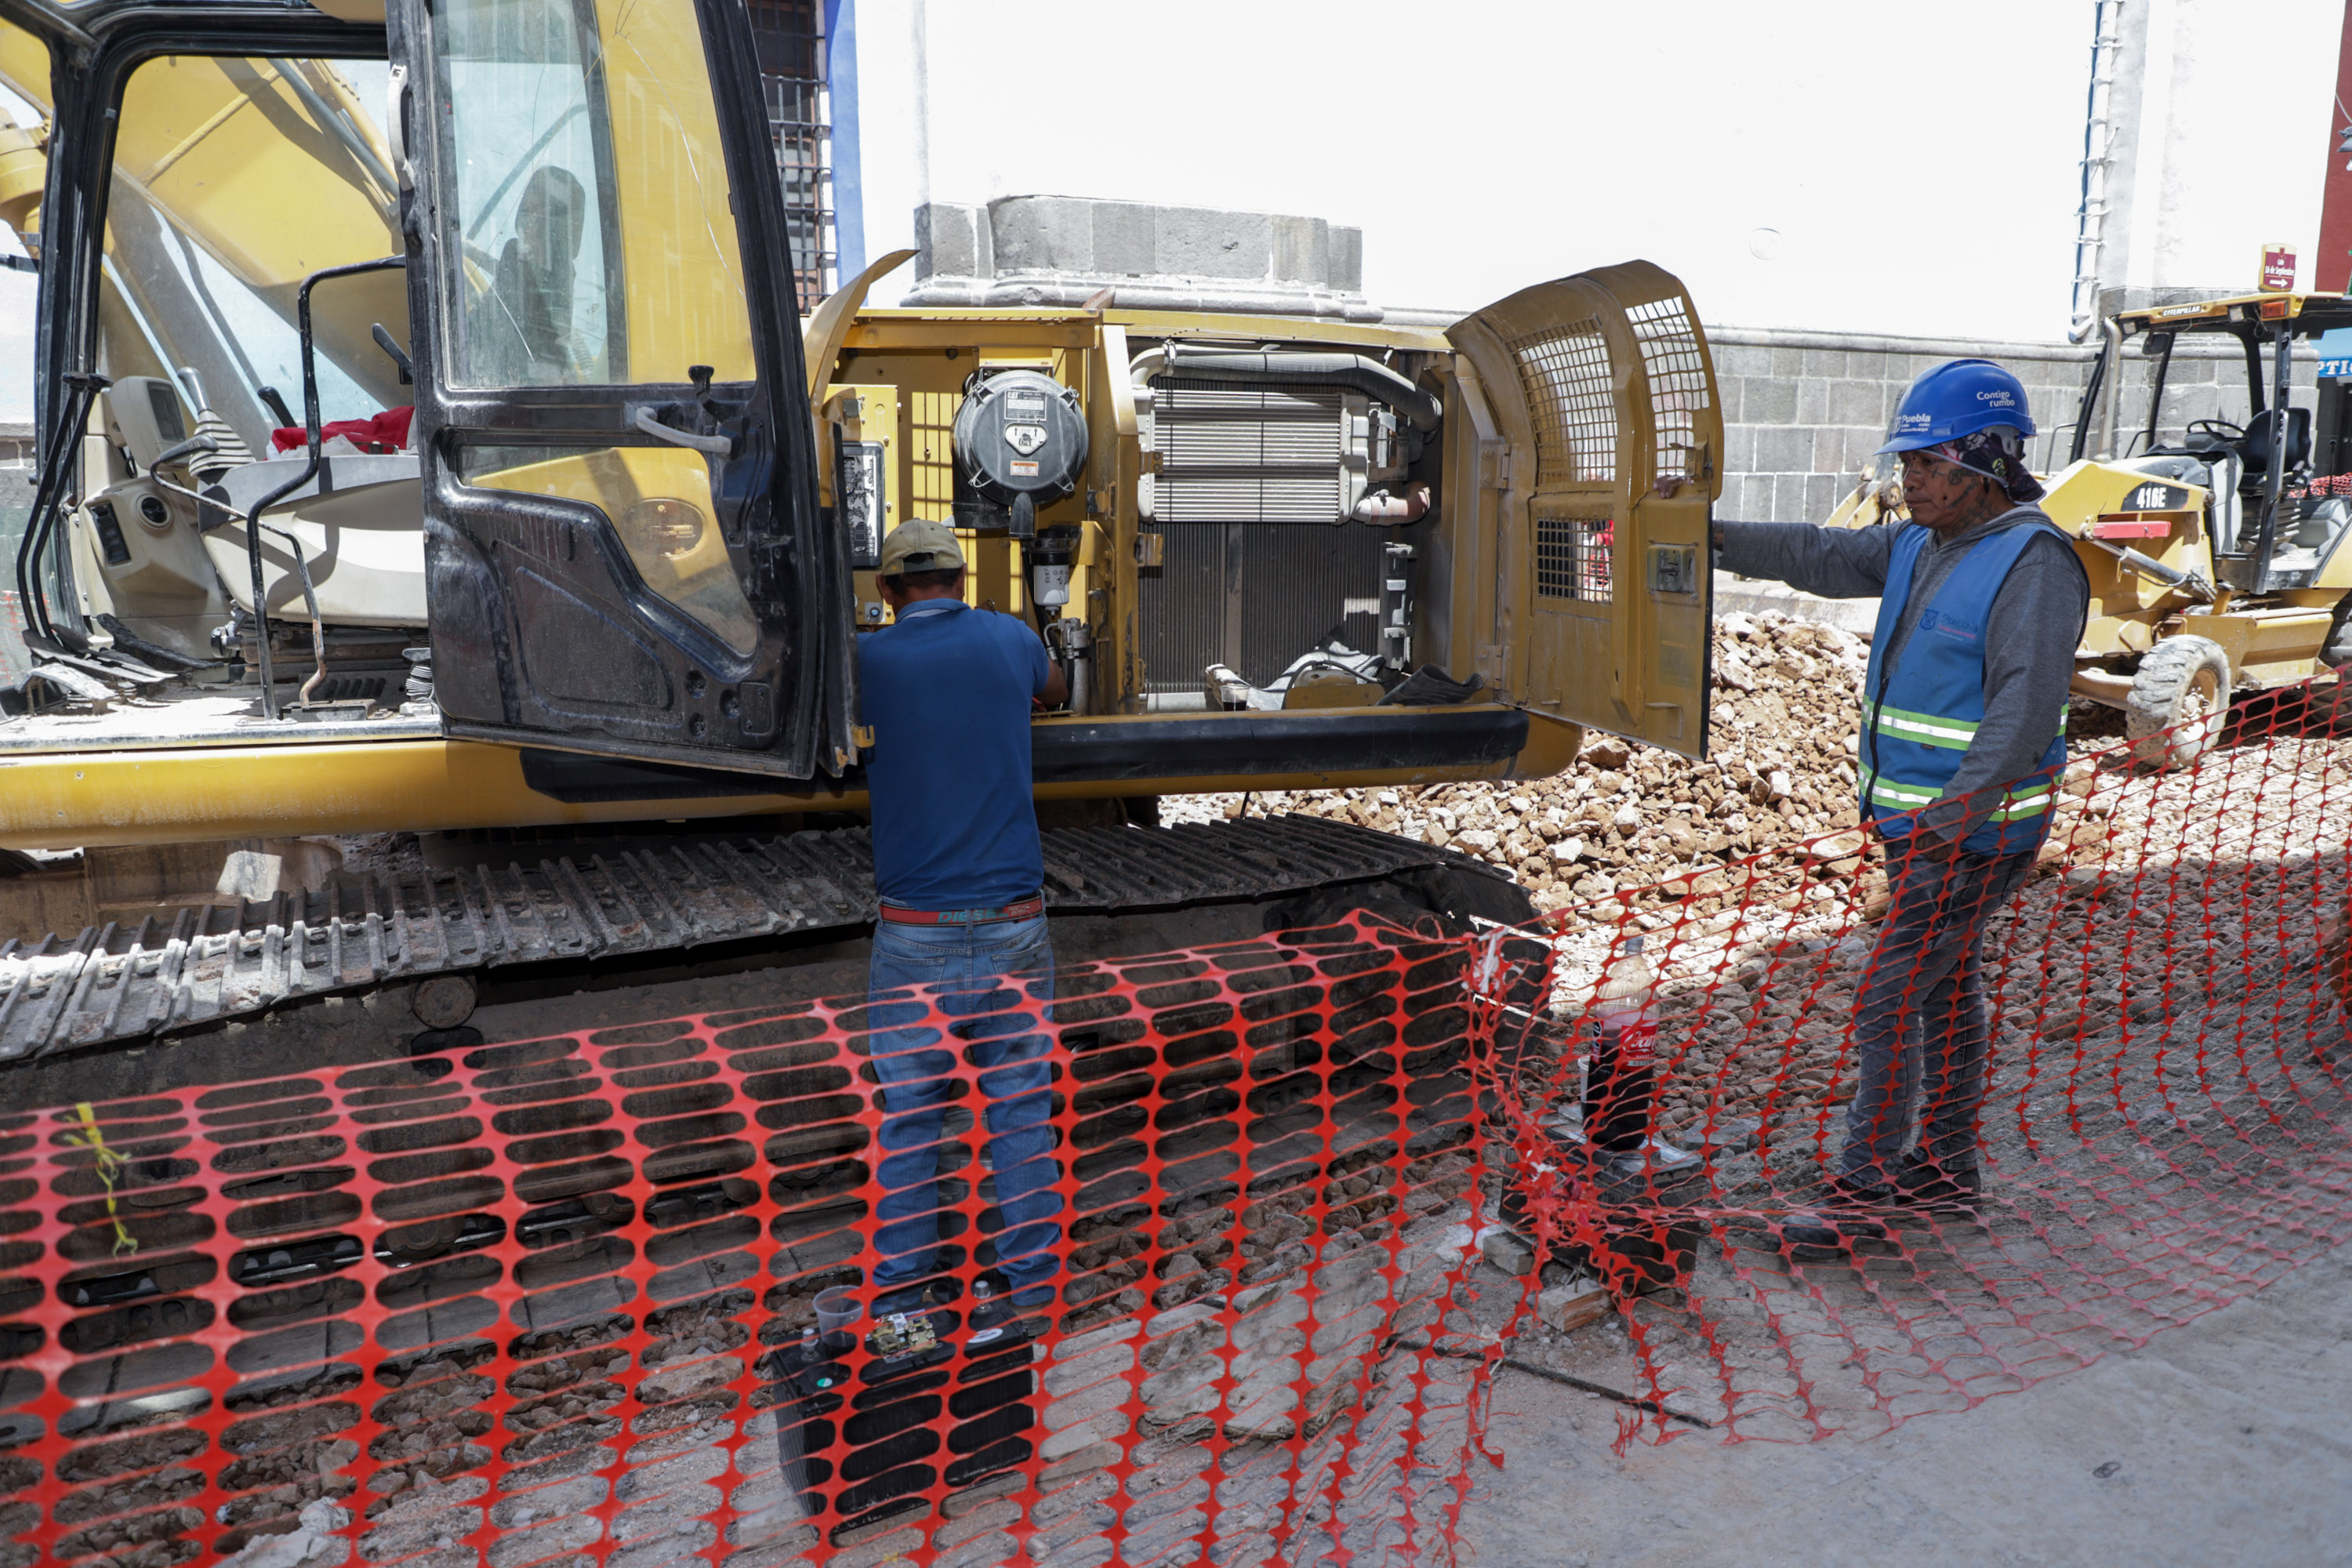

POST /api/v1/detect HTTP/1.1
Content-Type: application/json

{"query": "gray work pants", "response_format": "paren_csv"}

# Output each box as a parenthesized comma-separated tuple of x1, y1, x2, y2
(1838, 844, 2037, 1188)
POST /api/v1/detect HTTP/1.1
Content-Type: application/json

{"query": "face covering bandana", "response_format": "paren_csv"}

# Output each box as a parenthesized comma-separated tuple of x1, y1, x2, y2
(1931, 426, 2045, 503)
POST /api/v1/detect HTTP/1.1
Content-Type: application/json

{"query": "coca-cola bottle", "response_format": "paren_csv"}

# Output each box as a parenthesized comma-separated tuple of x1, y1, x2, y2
(1583, 934, 1659, 1156)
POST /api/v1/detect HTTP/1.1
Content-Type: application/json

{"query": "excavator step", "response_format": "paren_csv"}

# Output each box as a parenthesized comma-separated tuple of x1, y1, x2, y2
(0, 815, 1515, 1062)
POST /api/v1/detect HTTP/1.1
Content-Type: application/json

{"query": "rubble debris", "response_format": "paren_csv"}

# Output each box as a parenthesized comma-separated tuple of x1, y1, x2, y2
(1169, 612, 1878, 918)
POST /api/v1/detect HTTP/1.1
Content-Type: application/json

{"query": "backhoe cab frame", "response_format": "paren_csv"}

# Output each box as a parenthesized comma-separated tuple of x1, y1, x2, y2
(2072, 290, 2352, 598)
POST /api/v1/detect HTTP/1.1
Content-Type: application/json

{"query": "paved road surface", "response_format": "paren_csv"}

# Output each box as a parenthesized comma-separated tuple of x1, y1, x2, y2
(1459, 1240, 2352, 1567)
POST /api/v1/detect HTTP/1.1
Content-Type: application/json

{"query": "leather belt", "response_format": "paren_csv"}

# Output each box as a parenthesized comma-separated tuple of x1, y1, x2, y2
(877, 894, 1046, 926)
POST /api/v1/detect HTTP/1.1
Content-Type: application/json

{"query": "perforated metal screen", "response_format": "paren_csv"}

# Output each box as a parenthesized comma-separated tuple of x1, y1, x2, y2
(1624, 296, 1712, 483)
(1534, 516, 1613, 601)
(1508, 321, 1617, 488)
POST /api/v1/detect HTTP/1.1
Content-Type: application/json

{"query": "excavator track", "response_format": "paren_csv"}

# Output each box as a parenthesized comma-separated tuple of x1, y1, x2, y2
(0, 815, 1521, 1062)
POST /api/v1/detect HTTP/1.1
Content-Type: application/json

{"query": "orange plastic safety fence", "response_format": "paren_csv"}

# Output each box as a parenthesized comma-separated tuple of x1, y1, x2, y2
(1478, 677, 2352, 1446)
(9, 681, 2352, 1568)
(0, 916, 1508, 1568)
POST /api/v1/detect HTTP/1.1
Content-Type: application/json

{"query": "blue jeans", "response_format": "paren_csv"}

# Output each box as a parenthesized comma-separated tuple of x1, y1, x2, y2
(1840, 847, 2037, 1188)
(866, 913, 1061, 1298)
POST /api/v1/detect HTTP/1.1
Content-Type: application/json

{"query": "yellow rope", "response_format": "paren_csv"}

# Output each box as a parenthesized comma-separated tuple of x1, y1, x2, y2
(62, 1102, 138, 1257)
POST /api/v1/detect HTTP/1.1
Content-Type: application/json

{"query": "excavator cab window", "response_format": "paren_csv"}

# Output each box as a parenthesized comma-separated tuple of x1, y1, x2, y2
(2, 9, 423, 682)
(89, 53, 414, 669)
(436, 5, 622, 388)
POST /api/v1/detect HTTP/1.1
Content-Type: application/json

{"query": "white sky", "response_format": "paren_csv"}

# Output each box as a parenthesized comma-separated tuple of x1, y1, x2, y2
(0, 2, 2341, 429)
(855, 0, 2339, 343)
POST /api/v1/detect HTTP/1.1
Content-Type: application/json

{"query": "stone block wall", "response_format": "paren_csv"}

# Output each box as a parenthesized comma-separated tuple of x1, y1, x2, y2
(1708, 325, 2318, 524)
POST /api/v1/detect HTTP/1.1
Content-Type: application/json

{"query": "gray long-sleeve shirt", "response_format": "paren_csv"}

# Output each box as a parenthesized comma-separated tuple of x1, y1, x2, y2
(1715, 508, 2089, 844)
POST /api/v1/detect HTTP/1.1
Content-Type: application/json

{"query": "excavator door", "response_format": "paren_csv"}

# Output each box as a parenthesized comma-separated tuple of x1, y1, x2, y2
(391, 0, 855, 778)
(1447, 261, 1718, 759)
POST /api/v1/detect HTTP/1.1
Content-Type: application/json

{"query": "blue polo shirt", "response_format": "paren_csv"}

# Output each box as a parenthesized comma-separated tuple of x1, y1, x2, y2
(856, 600, 1052, 909)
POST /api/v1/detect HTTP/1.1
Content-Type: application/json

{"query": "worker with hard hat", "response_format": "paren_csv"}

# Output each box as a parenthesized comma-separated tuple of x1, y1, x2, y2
(857, 517, 1069, 1332)
(1713, 360, 2089, 1254)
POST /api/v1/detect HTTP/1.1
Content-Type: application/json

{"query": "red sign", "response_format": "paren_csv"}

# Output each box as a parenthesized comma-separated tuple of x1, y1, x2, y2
(2322, 3, 2352, 292)
(2263, 244, 2298, 291)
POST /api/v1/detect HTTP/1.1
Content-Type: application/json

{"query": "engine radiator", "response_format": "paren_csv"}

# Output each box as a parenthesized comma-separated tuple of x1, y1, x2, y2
(1137, 524, 1387, 694)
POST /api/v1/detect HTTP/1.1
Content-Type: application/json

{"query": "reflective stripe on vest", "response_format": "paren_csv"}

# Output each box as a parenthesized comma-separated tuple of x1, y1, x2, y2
(1860, 767, 2056, 821)
(1868, 703, 2071, 753)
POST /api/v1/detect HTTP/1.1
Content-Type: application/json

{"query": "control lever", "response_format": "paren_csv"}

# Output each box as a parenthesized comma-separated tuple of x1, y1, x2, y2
(143, 437, 332, 704)
(151, 435, 221, 470)
(372, 323, 413, 384)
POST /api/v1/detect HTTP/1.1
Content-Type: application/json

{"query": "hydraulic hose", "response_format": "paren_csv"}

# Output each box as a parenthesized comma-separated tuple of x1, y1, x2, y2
(1154, 343, 1442, 431)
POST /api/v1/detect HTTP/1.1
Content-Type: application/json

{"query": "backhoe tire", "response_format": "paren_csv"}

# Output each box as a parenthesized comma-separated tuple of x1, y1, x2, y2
(2125, 635, 2230, 770)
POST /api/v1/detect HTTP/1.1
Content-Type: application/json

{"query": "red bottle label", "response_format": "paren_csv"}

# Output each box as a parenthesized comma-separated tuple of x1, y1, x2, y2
(1602, 1016, 1657, 1065)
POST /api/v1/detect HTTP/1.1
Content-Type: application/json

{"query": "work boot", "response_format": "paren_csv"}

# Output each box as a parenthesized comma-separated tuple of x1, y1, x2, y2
(1775, 1176, 1895, 1260)
(1891, 1156, 1983, 1218)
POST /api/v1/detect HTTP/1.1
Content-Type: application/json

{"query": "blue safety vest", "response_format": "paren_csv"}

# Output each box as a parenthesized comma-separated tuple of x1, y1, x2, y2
(1860, 517, 2069, 855)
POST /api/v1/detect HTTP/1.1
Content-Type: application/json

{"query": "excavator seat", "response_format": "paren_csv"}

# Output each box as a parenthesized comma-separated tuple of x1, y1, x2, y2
(198, 452, 427, 626)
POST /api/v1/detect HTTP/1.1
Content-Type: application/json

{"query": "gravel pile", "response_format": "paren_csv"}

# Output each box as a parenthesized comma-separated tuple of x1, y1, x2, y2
(1166, 611, 1875, 920)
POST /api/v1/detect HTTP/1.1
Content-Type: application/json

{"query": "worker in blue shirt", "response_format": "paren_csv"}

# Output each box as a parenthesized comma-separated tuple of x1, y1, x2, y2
(858, 517, 1068, 1333)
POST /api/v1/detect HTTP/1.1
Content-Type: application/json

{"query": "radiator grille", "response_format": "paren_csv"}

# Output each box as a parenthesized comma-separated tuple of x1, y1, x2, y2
(1151, 385, 1348, 524)
(1241, 526, 1385, 681)
(1138, 523, 1232, 693)
(1138, 524, 1386, 692)
(1509, 321, 1617, 487)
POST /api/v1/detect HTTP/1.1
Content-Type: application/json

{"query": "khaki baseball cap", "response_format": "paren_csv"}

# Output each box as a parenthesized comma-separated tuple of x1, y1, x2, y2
(878, 517, 966, 576)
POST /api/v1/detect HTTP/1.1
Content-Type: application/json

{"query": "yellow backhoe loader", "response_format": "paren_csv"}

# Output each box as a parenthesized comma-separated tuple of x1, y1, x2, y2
(0, 0, 1719, 1074)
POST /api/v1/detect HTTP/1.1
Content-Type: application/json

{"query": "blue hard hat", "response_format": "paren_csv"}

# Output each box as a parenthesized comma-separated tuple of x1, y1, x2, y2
(1875, 359, 2037, 453)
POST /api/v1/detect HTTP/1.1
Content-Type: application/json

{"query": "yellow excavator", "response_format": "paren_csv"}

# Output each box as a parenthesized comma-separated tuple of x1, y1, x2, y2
(0, 0, 1719, 1068)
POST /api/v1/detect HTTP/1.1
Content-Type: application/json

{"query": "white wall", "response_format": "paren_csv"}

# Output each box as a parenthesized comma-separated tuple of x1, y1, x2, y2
(2105, 0, 2339, 296)
(855, 0, 2103, 340)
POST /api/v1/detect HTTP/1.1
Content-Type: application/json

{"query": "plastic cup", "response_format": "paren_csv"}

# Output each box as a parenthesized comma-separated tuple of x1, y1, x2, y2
(813, 1286, 861, 1337)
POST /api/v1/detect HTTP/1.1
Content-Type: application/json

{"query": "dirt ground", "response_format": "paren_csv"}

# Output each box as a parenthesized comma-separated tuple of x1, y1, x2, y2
(1458, 1238, 2352, 1567)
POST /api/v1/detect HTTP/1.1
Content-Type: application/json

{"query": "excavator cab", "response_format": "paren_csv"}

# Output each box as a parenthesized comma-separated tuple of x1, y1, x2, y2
(3, 0, 855, 778)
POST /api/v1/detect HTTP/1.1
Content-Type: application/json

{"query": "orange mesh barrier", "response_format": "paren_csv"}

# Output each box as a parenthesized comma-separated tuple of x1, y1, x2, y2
(1479, 681, 2352, 1447)
(0, 918, 1501, 1568)
(5, 686, 2352, 1566)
